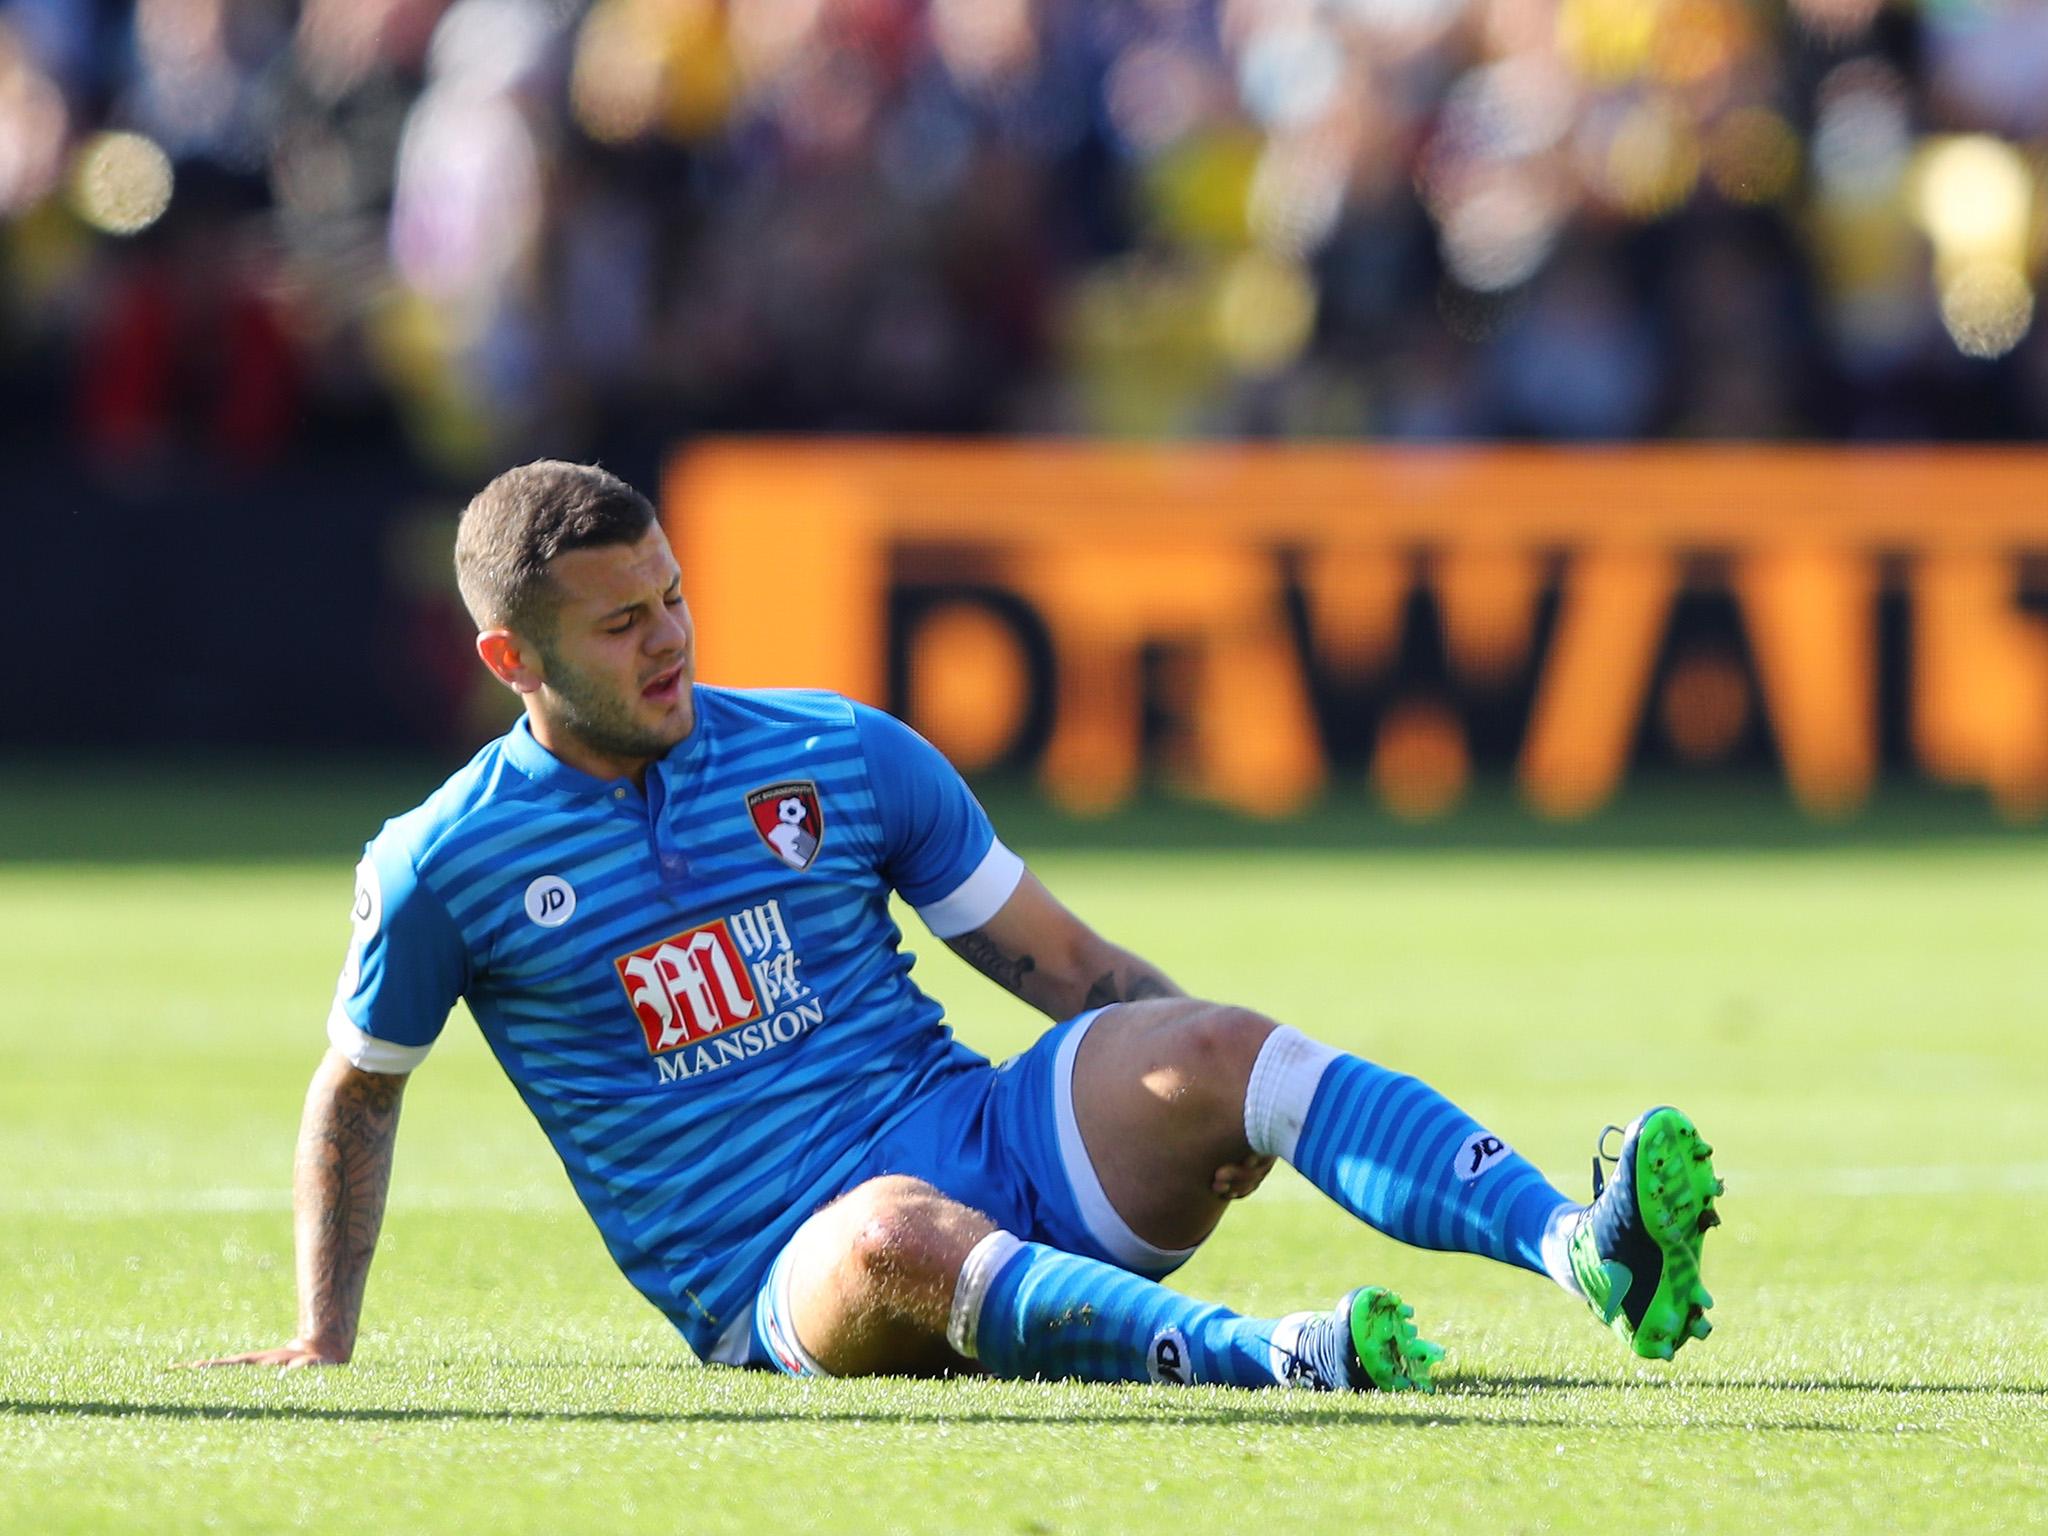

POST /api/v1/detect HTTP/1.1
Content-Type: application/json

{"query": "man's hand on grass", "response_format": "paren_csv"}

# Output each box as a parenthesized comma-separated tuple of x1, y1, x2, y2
(177, 1337, 349, 1370)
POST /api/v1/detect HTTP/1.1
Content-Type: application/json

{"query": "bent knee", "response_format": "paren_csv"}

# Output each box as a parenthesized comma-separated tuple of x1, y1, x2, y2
(837, 1174, 946, 1220)
(832, 1177, 988, 1291)
(1189, 1004, 1278, 1074)
(1143, 1002, 1276, 1100)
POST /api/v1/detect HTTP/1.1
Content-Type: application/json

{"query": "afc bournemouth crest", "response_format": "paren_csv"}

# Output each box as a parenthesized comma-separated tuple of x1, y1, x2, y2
(746, 781, 823, 871)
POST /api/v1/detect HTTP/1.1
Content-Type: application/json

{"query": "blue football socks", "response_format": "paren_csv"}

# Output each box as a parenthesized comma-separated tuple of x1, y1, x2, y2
(1255, 1031, 1576, 1275)
(966, 1237, 1284, 1389)
(952, 1027, 1588, 1390)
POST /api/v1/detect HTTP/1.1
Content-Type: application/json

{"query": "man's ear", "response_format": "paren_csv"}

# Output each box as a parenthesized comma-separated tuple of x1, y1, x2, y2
(477, 629, 545, 695)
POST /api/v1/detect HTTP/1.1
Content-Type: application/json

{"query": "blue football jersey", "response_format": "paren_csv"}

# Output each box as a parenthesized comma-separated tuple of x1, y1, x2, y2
(329, 686, 1026, 1358)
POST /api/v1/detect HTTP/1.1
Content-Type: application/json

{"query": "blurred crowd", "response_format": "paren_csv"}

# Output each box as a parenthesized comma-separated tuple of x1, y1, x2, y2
(3, 0, 2048, 482)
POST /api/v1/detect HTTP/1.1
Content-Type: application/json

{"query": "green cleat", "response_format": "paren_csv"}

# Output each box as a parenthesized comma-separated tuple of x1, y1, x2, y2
(1567, 1106, 1723, 1361)
(1271, 1285, 1446, 1393)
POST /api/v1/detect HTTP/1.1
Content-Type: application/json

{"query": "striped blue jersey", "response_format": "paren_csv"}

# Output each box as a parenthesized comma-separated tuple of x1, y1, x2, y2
(328, 686, 1025, 1359)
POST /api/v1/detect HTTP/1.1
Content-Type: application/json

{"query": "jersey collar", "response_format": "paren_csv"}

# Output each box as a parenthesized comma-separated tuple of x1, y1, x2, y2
(502, 700, 708, 797)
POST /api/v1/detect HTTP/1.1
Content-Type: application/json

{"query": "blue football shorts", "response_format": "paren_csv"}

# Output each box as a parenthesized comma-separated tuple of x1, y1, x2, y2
(707, 1005, 1200, 1373)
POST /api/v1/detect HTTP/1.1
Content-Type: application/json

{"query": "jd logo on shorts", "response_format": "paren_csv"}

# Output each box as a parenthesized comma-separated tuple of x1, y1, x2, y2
(1147, 1325, 1192, 1385)
(1455, 1132, 1511, 1181)
(525, 875, 577, 928)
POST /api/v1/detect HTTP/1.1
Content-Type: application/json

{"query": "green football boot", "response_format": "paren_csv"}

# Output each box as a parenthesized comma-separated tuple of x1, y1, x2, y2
(1271, 1285, 1445, 1392)
(1567, 1106, 1723, 1361)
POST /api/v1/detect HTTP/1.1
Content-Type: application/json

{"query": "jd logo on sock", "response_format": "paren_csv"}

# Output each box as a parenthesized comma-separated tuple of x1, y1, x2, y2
(1456, 1132, 1511, 1181)
(1147, 1326, 1192, 1385)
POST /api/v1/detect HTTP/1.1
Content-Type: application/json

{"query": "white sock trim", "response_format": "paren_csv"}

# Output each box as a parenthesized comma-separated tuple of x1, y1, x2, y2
(947, 1229, 1023, 1360)
(1243, 1025, 1344, 1161)
(1539, 1200, 1586, 1299)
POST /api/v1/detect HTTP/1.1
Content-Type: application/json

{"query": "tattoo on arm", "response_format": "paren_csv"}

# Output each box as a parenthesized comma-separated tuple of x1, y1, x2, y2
(1081, 968, 1176, 1010)
(293, 1062, 407, 1356)
(949, 919, 1180, 1018)
(950, 929, 1038, 998)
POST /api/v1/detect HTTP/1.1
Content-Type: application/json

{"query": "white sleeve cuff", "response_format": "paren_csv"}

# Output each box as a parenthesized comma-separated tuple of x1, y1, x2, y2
(327, 1002, 433, 1074)
(914, 840, 1026, 938)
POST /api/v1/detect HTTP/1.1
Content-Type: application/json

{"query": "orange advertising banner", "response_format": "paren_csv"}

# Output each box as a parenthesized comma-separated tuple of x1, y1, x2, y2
(664, 443, 2048, 819)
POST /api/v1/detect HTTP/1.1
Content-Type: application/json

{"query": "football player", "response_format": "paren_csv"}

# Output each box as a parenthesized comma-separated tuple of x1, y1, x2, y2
(193, 461, 1720, 1389)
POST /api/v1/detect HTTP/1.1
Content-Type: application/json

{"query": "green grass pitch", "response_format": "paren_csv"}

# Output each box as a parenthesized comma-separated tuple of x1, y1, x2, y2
(4, 776, 2046, 1532)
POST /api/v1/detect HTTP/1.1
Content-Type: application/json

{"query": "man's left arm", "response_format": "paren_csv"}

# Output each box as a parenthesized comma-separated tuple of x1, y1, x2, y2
(855, 698, 1267, 1194)
(944, 871, 1274, 1201)
(857, 701, 1170, 1020)
(944, 869, 1180, 1021)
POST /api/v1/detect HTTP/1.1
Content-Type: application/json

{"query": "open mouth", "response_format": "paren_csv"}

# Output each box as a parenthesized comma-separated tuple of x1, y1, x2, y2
(641, 664, 684, 702)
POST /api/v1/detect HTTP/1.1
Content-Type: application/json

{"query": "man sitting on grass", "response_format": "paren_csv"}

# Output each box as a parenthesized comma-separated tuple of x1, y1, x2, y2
(196, 460, 1721, 1390)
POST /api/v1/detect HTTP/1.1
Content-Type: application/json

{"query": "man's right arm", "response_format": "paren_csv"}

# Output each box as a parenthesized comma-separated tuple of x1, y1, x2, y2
(185, 1048, 407, 1368)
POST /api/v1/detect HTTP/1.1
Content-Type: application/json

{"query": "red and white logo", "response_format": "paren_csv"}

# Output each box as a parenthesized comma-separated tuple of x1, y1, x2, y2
(615, 918, 762, 1055)
(746, 781, 823, 871)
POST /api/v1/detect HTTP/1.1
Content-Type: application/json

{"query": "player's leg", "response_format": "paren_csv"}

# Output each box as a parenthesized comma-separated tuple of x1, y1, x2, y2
(1068, 999, 1721, 1356)
(1070, 999, 1578, 1276)
(768, 1175, 988, 1377)
(762, 1175, 1439, 1390)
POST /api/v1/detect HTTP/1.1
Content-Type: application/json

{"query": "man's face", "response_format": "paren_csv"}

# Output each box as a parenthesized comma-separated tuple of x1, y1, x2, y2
(526, 527, 697, 769)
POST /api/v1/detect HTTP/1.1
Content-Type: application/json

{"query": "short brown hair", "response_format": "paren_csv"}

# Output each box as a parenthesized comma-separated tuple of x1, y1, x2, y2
(454, 460, 657, 635)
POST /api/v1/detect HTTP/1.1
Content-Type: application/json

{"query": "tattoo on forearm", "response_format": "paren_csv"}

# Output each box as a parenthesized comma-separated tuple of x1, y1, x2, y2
(952, 929, 1038, 996)
(294, 1066, 405, 1350)
(950, 922, 1180, 1018)
(1081, 968, 1176, 1010)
